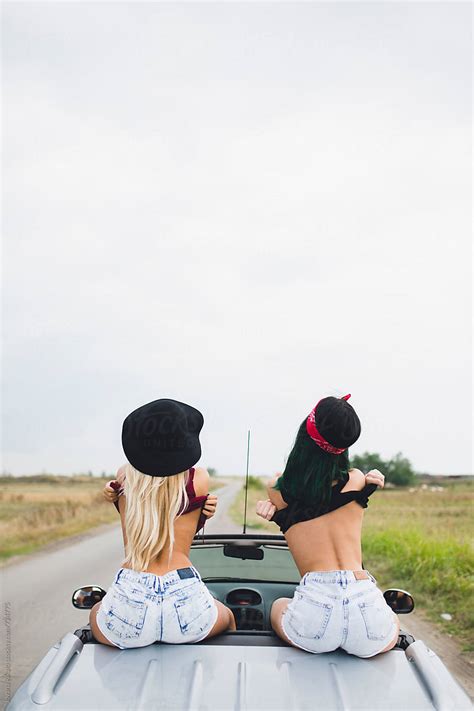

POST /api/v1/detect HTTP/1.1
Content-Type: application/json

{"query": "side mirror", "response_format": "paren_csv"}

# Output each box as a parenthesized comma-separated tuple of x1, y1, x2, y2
(72, 586, 107, 609)
(383, 589, 415, 614)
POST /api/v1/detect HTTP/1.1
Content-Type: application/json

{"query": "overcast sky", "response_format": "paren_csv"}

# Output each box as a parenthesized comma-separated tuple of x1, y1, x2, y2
(2, 2, 472, 477)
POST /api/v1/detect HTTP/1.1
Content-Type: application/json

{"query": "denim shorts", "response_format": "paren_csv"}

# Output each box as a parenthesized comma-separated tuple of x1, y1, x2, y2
(96, 566, 218, 649)
(281, 570, 398, 658)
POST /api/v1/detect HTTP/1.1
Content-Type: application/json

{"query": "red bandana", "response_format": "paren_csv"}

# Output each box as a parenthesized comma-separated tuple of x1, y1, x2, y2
(306, 394, 351, 454)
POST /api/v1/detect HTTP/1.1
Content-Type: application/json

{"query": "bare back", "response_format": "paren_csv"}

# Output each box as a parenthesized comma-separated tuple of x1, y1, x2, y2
(118, 467, 209, 576)
(269, 469, 367, 575)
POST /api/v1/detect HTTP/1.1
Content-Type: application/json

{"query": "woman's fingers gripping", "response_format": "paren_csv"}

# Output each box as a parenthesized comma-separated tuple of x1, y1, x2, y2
(256, 499, 277, 520)
(365, 469, 385, 488)
(103, 480, 120, 502)
(202, 495, 218, 518)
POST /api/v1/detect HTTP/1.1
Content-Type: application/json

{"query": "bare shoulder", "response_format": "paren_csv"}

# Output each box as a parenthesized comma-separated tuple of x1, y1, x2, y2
(192, 467, 210, 496)
(341, 468, 366, 493)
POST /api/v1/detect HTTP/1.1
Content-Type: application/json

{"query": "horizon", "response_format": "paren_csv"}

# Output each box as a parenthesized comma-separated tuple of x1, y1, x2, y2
(2, 470, 472, 479)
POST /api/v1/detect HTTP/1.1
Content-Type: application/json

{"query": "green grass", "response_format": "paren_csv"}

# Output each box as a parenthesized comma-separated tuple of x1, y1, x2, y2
(230, 476, 474, 649)
(362, 483, 473, 651)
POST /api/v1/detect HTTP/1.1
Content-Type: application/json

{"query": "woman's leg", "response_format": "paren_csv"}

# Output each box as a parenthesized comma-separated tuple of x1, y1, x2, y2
(375, 614, 401, 655)
(202, 600, 236, 639)
(270, 597, 298, 646)
(89, 602, 119, 647)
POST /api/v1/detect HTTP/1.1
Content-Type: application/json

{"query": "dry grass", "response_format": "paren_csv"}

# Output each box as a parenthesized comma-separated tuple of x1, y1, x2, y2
(0, 475, 117, 562)
(0, 474, 226, 564)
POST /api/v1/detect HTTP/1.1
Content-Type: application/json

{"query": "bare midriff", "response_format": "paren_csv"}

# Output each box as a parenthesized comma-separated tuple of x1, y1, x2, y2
(121, 506, 202, 576)
(284, 501, 365, 576)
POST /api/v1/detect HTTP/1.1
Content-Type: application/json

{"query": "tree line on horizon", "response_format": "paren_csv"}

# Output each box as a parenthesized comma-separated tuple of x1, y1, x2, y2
(350, 452, 417, 486)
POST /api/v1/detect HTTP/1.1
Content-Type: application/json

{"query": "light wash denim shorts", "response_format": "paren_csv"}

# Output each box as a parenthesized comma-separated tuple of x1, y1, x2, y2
(96, 566, 218, 649)
(281, 570, 398, 658)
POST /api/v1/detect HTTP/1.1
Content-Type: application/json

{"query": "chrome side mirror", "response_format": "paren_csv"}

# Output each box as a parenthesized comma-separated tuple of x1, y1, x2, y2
(72, 586, 107, 609)
(383, 589, 415, 614)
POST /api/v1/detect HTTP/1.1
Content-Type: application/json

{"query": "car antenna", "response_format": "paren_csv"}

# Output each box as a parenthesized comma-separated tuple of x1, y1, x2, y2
(242, 429, 251, 534)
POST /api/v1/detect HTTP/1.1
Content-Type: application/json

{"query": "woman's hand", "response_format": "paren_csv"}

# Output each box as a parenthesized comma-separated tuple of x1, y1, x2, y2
(256, 499, 277, 520)
(202, 495, 218, 519)
(103, 480, 121, 503)
(365, 469, 385, 488)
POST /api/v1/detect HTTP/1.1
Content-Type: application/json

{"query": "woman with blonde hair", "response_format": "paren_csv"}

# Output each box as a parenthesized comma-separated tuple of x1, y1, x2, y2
(90, 398, 235, 649)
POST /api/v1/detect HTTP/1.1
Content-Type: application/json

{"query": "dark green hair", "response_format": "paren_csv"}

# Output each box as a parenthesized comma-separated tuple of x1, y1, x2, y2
(274, 420, 349, 512)
(274, 396, 361, 514)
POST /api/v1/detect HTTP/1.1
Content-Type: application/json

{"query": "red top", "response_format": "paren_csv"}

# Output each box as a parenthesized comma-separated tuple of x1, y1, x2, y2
(183, 467, 208, 533)
(113, 467, 208, 533)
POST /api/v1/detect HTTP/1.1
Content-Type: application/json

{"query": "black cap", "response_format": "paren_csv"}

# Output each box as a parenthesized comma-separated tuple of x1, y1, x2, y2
(315, 396, 361, 449)
(121, 399, 204, 476)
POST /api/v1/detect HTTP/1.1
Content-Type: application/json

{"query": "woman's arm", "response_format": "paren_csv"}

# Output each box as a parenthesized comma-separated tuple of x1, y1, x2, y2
(266, 474, 288, 510)
(102, 466, 128, 549)
(117, 492, 128, 550)
(193, 467, 210, 496)
(342, 468, 385, 492)
(341, 468, 367, 492)
(256, 474, 287, 521)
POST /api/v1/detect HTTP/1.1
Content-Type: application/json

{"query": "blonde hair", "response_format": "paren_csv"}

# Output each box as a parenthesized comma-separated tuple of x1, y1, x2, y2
(122, 463, 188, 571)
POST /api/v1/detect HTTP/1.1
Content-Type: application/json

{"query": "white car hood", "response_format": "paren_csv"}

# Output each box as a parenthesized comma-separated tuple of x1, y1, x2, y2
(7, 633, 472, 710)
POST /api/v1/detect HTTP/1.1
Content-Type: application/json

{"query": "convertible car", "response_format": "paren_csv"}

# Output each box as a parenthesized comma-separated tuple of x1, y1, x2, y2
(6, 534, 472, 710)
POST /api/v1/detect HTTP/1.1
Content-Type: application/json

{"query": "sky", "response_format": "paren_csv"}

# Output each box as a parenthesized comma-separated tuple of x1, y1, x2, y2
(2, 2, 472, 477)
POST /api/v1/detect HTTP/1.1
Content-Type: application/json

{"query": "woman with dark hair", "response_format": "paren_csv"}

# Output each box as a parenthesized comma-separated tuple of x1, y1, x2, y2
(256, 394, 399, 657)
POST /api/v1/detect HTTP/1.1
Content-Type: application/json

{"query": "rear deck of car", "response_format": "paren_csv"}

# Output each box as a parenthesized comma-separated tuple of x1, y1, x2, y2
(7, 535, 472, 710)
(9, 629, 472, 710)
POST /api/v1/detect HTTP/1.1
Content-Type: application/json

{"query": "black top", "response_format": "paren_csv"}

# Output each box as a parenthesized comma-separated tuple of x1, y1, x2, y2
(271, 473, 378, 534)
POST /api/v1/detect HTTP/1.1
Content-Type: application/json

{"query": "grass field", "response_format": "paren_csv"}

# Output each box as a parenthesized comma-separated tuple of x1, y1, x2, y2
(230, 476, 474, 650)
(0, 475, 118, 562)
(0, 474, 225, 564)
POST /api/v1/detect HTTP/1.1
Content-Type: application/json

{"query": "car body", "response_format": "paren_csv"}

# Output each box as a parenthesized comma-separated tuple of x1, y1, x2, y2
(6, 534, 472, 710)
